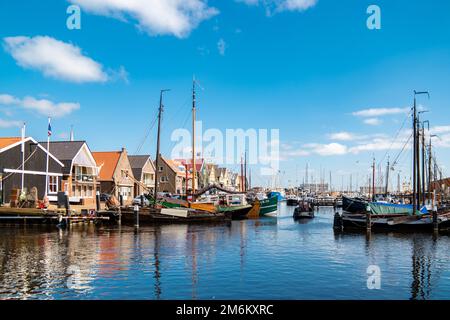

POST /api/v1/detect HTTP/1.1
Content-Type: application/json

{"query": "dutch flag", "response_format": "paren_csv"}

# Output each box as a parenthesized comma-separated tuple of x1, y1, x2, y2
(48, 120, 52, 137)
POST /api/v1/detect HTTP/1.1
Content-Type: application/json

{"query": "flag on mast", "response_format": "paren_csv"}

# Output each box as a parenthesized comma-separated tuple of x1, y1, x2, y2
(45, 117, 51, 197)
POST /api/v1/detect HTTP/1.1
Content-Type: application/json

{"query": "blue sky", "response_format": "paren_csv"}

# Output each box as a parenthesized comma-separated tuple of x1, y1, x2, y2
(1, 0, 450, 188)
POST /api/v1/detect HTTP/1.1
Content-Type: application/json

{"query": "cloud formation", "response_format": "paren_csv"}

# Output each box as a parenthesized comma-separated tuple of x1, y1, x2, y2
(0, 118, 22, 128)
(352, 107, 409, 117)
(0, 93, 80, 118)
(3, 36, 108, 83)
(70, 0, 218, 38)
(238, 0, 318, 15)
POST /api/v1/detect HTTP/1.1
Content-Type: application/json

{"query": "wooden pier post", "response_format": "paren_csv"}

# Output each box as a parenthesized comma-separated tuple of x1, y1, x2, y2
(366, 212, 372, 232)
(134, 205, 139, 229)
(96, 191, 101, 212)
(333, 212, 343, 231)
(433, 211, 438, 233)
(64, 194, 70, 216)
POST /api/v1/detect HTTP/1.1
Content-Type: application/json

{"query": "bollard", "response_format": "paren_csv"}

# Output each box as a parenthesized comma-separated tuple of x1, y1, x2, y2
(333, 212, 343, 230)
(433, 211, 438, 233)
(134, 205, 139, 229)
(64, 194, 70, 216)
(96, 191, 101, 212)
(366, 212, 372, 232)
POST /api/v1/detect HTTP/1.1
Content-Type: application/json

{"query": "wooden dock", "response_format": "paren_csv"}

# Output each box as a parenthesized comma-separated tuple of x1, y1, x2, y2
(0, 207, 110, 226)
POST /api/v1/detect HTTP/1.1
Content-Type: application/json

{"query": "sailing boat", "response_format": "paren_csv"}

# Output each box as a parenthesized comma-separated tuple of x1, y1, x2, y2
(120, 89, 230, 225)
(341, 91, 450, 231)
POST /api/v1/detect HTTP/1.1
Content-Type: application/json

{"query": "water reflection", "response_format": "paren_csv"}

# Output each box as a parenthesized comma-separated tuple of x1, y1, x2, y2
(0, 206, 450, 300)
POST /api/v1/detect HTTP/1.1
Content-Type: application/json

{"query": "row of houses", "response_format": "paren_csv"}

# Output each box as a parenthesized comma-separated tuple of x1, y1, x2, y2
(0, 137, 246, 205)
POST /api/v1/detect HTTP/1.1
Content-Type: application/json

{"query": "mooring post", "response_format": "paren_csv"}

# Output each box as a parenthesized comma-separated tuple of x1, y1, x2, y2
(333, 212, 343, 231)
(96, 191, 101, 212)
(366, 212, 371, 232)
(64, 193, 70, 228)
(134, 204, 139, 229)
(433, 210, 438, 233)
(64, 193, 70, 216)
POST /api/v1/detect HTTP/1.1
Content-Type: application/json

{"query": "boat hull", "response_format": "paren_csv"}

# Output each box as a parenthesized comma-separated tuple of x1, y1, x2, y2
(293, 207, 314, 219)
(259, 196, 279, 216)
(120, 208, 230, 225)
(218, 205, 253, 220)
(342, 196, 368, 213)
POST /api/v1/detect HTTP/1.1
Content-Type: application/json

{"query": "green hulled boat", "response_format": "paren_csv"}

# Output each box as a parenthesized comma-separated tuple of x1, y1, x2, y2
(258, 196, 278, 216)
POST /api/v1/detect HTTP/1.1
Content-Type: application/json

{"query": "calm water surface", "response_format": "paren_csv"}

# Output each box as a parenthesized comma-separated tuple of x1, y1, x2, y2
(1, 204, 450, 300)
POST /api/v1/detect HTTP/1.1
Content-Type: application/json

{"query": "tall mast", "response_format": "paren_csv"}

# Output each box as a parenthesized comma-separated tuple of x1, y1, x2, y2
(385, 157, 390, 195)
(192, 77, 197, 196)
(240, 156, 244, 192)
(413, 91, 430, 212)
(372, 157, 376, 202)
(428, 135, 433, 202)
(154, 89, 170, 206)
(421, 124, 426, 205)
(244, 150, 247, 192)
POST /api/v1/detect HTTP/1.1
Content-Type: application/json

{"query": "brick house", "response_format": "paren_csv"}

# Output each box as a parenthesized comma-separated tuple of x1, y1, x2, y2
(129, 155, 156, 196)
(93, 148, 135, 204)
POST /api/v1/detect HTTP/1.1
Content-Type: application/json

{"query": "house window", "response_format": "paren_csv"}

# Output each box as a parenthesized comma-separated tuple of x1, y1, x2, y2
(48, 176, 58, 194)
(159, 166, 164, 172)
(160, 176, 168, 183)
(119, 186, 132, 200)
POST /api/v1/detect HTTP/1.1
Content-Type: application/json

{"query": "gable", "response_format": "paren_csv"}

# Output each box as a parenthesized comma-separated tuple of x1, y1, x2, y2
(73, 144, 97, 168)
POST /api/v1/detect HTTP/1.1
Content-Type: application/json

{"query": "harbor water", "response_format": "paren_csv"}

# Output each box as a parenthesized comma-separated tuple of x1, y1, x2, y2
(1, 204, 450, 300)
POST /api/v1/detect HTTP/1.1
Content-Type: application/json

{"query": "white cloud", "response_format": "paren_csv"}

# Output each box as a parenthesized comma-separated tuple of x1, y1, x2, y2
(303, 143, 348, 156)
(431, 126, 450, 135)
(364, 118, 382, 126)
(3, 36, 108, 83)
(217, 38, 226, 56)
(69, 0, 218, 38)
(349, 137, 410, 154)
(0, 119, 22, 128)
(328, 132, 361, 141)
(352, 107, 409, 118)
(238, 0, 317, 14)
(0, 93, 79, 118)
(0, 94, 20, 105)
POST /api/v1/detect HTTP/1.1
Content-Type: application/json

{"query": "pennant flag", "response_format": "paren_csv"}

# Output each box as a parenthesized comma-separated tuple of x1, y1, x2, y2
(48, 120, 52, 137)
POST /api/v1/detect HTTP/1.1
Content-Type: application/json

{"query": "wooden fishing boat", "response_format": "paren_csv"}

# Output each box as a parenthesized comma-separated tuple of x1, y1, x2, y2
(342, 195, 368, 213)
(293, 202, 314, 220)
(286, 195, 299, 206)
(246, 195, 278, 218)
(217, 194, 253, 220)
(120, 207, 230, 225)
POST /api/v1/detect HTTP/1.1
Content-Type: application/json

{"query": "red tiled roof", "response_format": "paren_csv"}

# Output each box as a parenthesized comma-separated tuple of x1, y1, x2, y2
(0, 137, 22, 149)
(92, 152, 122, 181)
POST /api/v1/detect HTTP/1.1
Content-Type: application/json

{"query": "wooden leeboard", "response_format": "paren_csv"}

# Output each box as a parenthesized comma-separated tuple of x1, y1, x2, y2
(160, 208, 189, 218)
